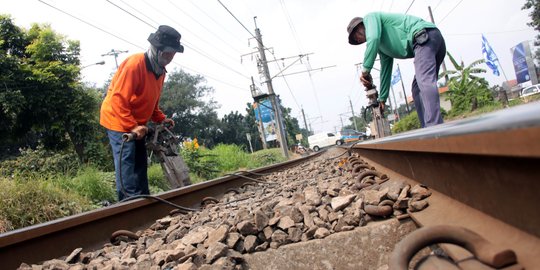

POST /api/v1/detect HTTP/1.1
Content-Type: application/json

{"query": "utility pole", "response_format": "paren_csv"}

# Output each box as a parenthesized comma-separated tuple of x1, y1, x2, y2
(301, 107, 309, 133)
(101, 49, 129, 69)
(349, 97, 359, 131)
(390, 85, 400, 120)
(428, 6, 449, 85)
(254, 18, 289, 158)
(397, 64, 411, 113)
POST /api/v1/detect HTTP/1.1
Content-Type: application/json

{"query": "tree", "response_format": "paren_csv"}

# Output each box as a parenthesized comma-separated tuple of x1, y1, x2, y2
(159, 69, 221, 147)
(523, 0, 540, 59)
(440, 52, 494, 115)
(0, 16, 100, 162)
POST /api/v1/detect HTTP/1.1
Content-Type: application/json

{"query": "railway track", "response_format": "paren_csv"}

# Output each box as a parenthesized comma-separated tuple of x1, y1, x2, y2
(1, 102, 539, 270)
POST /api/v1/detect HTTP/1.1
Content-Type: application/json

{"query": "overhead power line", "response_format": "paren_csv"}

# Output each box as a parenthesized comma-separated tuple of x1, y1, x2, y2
(217, 0, 256, 39)
(105, 0, 251, 81)
(37, 0, 248, 92)
(438, 0, 465, 25)
(405, 0, 416, 14)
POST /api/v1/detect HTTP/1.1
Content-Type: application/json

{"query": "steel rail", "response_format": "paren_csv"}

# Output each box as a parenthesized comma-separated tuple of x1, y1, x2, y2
(350, 102, 540, 268)
(0, 152, 321, 270)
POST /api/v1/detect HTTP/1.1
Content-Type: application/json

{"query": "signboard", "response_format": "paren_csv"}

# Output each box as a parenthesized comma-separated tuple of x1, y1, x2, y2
(512, 42, 530, 84)
(253, 98, 277, 142)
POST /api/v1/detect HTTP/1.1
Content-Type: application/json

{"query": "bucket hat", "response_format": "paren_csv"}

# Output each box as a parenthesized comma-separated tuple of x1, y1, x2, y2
(148, 25, 184, 53)
(347, 17, 363, 45)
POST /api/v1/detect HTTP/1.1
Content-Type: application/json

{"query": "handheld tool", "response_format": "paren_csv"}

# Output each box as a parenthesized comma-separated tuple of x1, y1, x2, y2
(364, 84, 391, 138)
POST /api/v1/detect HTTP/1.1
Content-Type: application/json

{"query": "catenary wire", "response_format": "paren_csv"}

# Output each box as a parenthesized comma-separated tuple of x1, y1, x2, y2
(105, 0, 252, 81)
(438, 0, 465, 25)
(37, 0, 248, 92)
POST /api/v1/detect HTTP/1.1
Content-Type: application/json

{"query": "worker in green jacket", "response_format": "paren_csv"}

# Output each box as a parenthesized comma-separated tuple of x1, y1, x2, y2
(347, 12, 446, 127)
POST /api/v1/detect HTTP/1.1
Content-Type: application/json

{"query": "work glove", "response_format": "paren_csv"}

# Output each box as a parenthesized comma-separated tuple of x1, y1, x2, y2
(360, 71, 373, 88)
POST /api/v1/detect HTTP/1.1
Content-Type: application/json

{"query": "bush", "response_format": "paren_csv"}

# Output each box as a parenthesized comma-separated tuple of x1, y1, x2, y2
(247, 148, 287, 169)
(0, 145, 80, 177)
(54, 167, 116, 205)
(0, 177, 93, 232)
(147, 163, 170, 192)
(392, 111, 421, 134)
(209, 144, 250, 172)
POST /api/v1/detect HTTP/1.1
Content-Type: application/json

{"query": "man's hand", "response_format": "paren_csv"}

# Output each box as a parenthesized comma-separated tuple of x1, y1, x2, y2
(360, 71, 373, 88)
(163, 118, 175, 127)
(131, 125, 148, 140)
(379, 101, 385, 111)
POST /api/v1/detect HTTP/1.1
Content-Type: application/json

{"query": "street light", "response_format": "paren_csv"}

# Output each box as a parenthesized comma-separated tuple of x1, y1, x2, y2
(81, 60, 105, 69)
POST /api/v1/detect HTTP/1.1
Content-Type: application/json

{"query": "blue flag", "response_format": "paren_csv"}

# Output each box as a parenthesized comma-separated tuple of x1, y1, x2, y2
(391, 66, 401, 86)
(482, 34, 500, 76)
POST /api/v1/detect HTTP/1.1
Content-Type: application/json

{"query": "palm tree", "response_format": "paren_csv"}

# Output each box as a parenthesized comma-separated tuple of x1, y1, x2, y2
(440, 52, 494, 114)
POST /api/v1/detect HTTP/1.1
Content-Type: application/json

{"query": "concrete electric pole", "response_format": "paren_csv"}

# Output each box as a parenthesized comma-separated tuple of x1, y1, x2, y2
(254, 18, 289, 158)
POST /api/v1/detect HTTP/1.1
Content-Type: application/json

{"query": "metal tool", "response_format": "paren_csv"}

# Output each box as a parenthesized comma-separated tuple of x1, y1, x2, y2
(365, 84, 391, 138)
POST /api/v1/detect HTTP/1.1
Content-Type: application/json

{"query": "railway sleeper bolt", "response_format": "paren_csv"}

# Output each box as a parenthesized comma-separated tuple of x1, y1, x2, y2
(241, 182, 257, 189)
(201, 196, 220, 207)
(364, 204, 393, 217)
(351, 165, 375, 176)
(358, 170, 388, 183)
(389, 225, 519, 269)
(225, 188, 241, 194)
(110, 230, 139, 245)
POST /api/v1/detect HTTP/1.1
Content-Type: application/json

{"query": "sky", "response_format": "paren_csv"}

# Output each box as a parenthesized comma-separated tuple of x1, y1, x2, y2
(1, 0, 537, 134)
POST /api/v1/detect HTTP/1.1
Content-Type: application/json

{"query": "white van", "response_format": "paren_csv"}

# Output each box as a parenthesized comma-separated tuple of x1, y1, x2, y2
(308, 132, 342, 152)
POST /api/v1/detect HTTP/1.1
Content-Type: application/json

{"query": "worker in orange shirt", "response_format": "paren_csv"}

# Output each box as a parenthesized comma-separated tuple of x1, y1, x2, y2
(100, 25, 183, 201)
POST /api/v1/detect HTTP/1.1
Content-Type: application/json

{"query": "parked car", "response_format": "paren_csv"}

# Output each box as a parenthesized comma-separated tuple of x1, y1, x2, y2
(308, 132, 341, 152)
(521, 84, 540, 97)
(339, 129, 367, 143)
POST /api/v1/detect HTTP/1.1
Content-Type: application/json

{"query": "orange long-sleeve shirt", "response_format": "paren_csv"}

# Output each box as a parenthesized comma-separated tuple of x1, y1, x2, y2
(100, 53, 167, 132)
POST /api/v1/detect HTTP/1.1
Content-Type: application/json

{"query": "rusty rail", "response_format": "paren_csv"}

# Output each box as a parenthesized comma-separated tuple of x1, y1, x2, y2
(0, 152, 321, 269)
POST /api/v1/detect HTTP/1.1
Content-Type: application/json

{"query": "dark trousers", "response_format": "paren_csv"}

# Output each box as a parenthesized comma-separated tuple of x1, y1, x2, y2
(107, 130, 149, 201)
(412, 28, 446, 127)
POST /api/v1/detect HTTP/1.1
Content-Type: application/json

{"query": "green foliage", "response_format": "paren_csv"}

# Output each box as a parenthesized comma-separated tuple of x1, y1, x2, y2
(440, 52, 495, 116)
(247, 148, 287, 168)
(180, 140, 220, 180)
(523, 0, 540, 60)
(53, 167, 116, 204)
(209, 144, 250, 172)
(392, 111, 421, 134)
(0, 177, 93, 232)
(160, 69, 221, 147)
(0, 145, 80, 177)
(147, 163, 169, 192)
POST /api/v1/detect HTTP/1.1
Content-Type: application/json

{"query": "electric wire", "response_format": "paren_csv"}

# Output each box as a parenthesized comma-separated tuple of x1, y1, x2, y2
(217, 0, 257, 39)
(438, 0, 465, 25)
(37, 0, 248, 91)
(105, 0, 252, 81)
(106, 0, 155, 29)
(167, 0, 245, 56)
(186, 0, 246, 42)
(405, 0, 416, 14)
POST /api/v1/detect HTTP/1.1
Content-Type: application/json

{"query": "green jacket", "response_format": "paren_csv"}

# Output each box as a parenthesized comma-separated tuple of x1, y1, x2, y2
(361, 12, 436, 102)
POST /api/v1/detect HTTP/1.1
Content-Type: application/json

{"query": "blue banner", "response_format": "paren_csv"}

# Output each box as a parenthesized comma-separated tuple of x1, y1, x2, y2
(512, 43, 530, 83)
(482, 34, 500, 76)
(391, 66, 401, 86)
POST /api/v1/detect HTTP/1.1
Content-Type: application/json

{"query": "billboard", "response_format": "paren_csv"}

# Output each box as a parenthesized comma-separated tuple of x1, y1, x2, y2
(253, 98, 277, 142)
(512, 42, 529, 84)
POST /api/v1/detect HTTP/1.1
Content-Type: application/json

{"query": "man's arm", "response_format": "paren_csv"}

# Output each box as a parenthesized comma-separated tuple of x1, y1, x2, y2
(362, 13, 382, 73)
(378, 53, 393, 103)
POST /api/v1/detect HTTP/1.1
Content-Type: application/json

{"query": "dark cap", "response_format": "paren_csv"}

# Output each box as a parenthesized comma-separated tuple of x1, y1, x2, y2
(148, 25, 184, 53)
(347, 17, 363, 45)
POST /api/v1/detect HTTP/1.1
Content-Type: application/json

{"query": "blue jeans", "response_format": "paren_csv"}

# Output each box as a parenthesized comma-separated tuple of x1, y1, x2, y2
(107, 130, 149, 201)
(412, 28, 446, 128)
